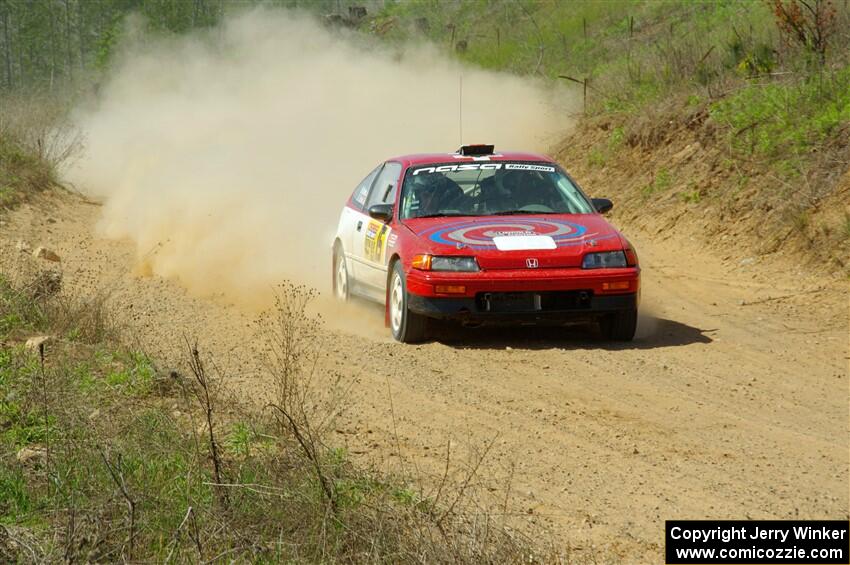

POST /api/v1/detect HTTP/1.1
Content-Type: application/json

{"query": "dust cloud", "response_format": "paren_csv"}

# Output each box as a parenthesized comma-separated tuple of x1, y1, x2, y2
(65, 9, 575, 314)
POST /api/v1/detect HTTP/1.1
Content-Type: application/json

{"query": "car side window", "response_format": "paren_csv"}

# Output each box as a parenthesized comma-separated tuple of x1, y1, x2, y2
(365, 162, 402, 209)
(351, 165, 382, 210)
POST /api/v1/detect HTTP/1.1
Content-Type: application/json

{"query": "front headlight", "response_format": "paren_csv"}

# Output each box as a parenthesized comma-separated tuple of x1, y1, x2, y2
(431, 256, 480, 272)
(582, 251, 627, 269)
(412, 255, 480, 272)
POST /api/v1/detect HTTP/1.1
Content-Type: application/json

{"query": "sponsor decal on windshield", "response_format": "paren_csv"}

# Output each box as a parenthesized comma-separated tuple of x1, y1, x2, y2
(504, 164, 556, 172)
(410, 163, 556, 176)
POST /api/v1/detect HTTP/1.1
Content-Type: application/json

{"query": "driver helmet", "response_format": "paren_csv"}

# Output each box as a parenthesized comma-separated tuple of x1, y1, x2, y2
(500, 170, 526, 195)
(410, 174, 446, 214)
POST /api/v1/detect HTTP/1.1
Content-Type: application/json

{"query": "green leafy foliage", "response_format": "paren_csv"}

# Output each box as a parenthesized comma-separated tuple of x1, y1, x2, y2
(641, 168, 673, 198)
(104, 351, 155, 394)
(710, 66, 850, 158)
(0, 273, 535, 562)
(0, 467, 31, 522)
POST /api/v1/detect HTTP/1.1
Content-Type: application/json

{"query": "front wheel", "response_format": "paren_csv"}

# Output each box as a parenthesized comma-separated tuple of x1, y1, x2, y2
(600, 308, 637, 341)
(389, 262, 427, 343)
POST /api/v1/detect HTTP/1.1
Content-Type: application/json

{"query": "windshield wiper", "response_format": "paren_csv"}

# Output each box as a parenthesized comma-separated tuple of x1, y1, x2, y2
(413, 212, 471, 218)
(492, 210, 557, 215)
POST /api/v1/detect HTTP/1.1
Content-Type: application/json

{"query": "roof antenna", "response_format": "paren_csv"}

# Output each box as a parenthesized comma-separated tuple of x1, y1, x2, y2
(458, 74, 463, 146)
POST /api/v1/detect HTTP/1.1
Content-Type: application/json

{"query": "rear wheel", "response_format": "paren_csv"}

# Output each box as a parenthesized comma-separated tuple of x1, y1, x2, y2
(600, 308, 637, 341)
(333, 247, 349, 301)
(389, 262, 427, 343)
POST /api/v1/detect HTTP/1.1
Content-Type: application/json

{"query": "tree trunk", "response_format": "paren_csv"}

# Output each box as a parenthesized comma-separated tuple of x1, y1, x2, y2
(1, 7, 12, 89)
(77, 0, 85, 72)
(50, 4, 57, 90)
(63, 0, 73, 80)
(16, 8, 23, 87)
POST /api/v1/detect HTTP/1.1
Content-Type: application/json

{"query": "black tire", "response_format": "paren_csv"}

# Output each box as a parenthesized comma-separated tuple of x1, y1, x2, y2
(333, 245, 349, 301)
(388, 262, 427, 343)
(601, 308, 637, 341)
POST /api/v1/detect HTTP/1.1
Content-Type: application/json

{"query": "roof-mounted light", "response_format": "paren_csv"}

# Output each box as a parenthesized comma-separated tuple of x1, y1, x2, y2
(456, 144, 495, 156)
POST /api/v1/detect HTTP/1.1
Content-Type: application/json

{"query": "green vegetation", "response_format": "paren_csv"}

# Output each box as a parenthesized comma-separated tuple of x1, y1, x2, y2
(0, 268, 539, 562)
(2, 0, 847, 180)
(372, 0, 849, 263)
(678, 182, 702, 204)
(0, 0, 221, 90)
(0, 0, 359, 91)
(374, 0, 849, 155)
(586, 125, 627, 169)
(375, 1, 782, 109)
(0, 135, 54, 210)
(710, 65, 850, 159)
(641, 168, 673, 199)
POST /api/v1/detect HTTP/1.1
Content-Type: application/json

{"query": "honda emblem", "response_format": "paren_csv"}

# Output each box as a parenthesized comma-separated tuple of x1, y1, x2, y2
(526, 258, 539, 268)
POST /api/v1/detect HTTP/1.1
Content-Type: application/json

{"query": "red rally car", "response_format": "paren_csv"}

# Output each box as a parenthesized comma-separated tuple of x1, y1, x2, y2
(332, 145, 640, 343)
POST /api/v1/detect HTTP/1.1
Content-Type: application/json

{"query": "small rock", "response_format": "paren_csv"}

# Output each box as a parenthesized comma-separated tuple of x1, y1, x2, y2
(32, 246, 61, 262)
(16, 446, 47, 464)
(25, 335, 52, 350)
(739, 257, 755, 266)
(88, 409, 101, 421)
(15, 240, 30, 253)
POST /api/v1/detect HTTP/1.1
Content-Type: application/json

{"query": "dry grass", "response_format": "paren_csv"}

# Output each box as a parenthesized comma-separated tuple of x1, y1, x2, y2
(0, 274, 558, 563)
(0, 93, 83, 172)
(0, 92, 83, 211)
(0, 88, 558, 562)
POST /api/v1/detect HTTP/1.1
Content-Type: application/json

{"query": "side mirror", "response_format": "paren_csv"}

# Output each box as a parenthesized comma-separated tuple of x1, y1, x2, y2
(368, 203, 393, 222)
(591, 198, 613, 214)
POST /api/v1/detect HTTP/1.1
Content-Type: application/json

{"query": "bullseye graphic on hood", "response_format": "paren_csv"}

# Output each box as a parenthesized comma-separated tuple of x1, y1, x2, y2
(417, 218, 614, 249)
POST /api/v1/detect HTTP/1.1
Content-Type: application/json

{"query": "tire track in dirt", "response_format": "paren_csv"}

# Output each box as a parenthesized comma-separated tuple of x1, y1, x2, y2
(2, 191, 847, 562)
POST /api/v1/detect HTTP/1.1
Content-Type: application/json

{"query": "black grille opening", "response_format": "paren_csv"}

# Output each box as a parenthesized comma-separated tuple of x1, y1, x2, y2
(476, 290, 593, 313)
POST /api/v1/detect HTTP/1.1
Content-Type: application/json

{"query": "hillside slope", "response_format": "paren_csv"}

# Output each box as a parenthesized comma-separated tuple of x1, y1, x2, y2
(374, 0, 850, 275)
(555, 105, 850, 277)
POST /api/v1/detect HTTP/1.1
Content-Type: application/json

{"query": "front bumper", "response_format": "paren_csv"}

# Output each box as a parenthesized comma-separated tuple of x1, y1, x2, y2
(405, 266, 639, 323)
(408, 291, 637, 323)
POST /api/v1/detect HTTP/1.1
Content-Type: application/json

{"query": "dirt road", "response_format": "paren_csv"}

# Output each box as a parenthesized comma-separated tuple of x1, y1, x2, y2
(3, 192, 847, 561)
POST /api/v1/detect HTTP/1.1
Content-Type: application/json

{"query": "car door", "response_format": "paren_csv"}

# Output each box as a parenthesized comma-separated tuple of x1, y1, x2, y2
(338, 164, 381, 297)
(352, 161, 403, 299)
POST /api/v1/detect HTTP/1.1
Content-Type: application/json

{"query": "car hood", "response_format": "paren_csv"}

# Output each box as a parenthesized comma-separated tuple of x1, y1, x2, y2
(402, 214, 624, 269)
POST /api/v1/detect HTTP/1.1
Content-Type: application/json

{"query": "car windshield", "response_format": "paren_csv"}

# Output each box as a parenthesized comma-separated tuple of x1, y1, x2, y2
(399, 161, 594, 219)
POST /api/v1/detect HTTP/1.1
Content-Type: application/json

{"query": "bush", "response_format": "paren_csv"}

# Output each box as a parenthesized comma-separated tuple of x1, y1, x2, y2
(0, 93, 83, 210)
(710, 65, 850, 158)
(0, 275, 548, 562)
(0, 137, 55, 210)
